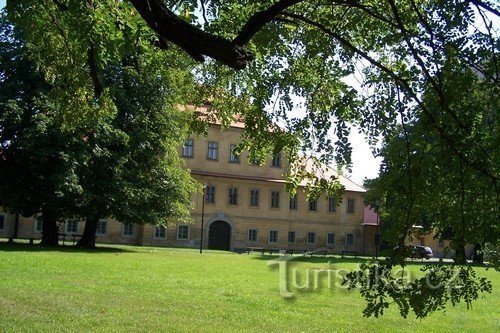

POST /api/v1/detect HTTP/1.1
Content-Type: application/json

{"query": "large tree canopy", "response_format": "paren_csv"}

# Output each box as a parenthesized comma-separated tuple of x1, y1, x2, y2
(3, 0, 499, 318)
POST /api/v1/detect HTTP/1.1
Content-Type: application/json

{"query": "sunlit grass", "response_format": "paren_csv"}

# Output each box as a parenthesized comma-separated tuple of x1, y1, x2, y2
(0, 242, 498, 332)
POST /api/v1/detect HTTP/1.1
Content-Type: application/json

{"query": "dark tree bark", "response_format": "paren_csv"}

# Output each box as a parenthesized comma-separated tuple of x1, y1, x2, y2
(454, 243, 467, 264)
(129, 0, 303, 69)
(40, 206, 59, 246)
(472, 243, 484, 264)
(76, 216, 98, 248)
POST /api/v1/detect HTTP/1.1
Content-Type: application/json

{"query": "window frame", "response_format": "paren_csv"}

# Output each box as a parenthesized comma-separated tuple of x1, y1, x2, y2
(268, 229, 279, 244)
(347, 198, 356, 214)
(307, 231, 316, 245)
(247, 229, 258, 243)
(177, 225, 189, 240)
(154, 225, 167, 239)
(327, 232, 335, 246)
(96, 220, 108, 237)
(288, 230, 296, 244)
(34, 217, 43, 234)
(205, 185, 216, 204)
(65, 219, 79, 234)
(207, 141, 219, 160)
(182, 139, 194, 158)
(229, 144, 240, 163)
(270, 191, 280, 209)
(249, 189, 259, 207)
(122, 223, 135, 238)
(271, 153, 282, 168)
(328, 197, 337, 213)
(228, 187, 238, 205)
(345, 233, 355, 246)
(308, 199, 318, 212)
(289, 195, 298, 210)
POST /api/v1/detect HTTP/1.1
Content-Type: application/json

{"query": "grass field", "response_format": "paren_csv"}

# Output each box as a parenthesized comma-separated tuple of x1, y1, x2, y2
(0, 242, 498, 332)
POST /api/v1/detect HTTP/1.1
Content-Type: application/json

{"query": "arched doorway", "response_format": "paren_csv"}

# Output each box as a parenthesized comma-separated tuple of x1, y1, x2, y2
(208, 220, 231, 251)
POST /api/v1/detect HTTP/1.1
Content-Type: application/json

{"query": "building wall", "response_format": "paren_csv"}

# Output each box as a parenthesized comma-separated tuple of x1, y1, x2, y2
(1, 123, 367, 253)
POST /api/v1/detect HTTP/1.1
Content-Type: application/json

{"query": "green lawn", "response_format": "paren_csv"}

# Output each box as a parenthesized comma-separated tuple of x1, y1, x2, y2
(0, 242, 498, 332)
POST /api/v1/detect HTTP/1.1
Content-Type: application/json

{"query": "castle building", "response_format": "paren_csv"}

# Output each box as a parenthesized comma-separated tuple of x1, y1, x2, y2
(0, 113, 368, 253)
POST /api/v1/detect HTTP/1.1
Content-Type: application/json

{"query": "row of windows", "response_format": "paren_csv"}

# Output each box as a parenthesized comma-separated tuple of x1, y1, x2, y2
(248, 229, 355, 246)
(183, 139, 282, 167)
(205, 186, 356, 213)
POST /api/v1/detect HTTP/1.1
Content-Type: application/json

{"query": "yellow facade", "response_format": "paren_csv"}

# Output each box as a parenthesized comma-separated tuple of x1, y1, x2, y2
(1, 122, 368, 253)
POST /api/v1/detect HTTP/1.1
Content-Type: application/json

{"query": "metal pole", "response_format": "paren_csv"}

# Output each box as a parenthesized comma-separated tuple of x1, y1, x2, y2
(200, 185, 206, 254)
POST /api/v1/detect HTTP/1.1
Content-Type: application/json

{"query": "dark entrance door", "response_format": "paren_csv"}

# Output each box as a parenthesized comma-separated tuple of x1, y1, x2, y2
(208, 220, 231, 251)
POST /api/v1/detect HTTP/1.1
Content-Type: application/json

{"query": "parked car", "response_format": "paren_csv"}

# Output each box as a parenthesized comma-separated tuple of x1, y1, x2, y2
(407, 245, 433, 259)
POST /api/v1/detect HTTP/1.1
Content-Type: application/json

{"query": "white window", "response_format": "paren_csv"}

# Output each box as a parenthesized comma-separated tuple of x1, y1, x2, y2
(228, 187, 238, 205)
(122, 223, 135, 237)
(347, 199, 355, 214)
(346, 233, 355, 246)
(272, 153, 281, 168)
(65, 219, 79, 234)
(205, 185, 216, 204)
(96, 220, 108, 237)
(182, 139, 194, 157)
(327, 232, 335, 246)
(328, 197, 337, 213)
(249, 189, 259, 207)
(268, 230, 279, 244)
(308, 200, 317, 212)
(207, 141, 218, 160)
(307, 232, 316, 245)
(288, 231, 296, 244)
(289, 195, 297, 210)
(177, 226, 189, 240)
(229, 144, 240, 163)
(34, 217, 43, 233)
(0, 213, 6, 231)
(248, 229, 258, 243)
(154, 226, 166, 239)
(270, 191, 280, 208)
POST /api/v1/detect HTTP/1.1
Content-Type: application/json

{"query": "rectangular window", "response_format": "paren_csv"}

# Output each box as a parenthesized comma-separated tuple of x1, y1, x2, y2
(272, 153, 281, 167)
(347, 198, 355, 214)
(0, 214, 6, 231)
(207, 141, 218, 160)
(205, 185, 216, 204)
(249, 189, 259, 207)
(182, 139, 194, 157)
(346, 233, 355, 246)
(122, 223, 135, 237)
(229, 144, 240, 163)
(96, 220, 108, 237)
(328, 197, 337, 213)
(270, 191, 280, 208)
(327, 232, 335, 246)
(248, 229, 258, 243)
(65, 219, 79, 234)
(308, 200, 317, 212)
(34, 217, 43, 233)
(288, 231, 296, 244)
(268, 230, 279, 244)
(177, 226, 189, 240)
(228, 187, 238, 205)
(307, 232, 316, 245)
(250, 156, 261, 165)
(154, 226, 166, 239)
(438, 240, 444, 248)
(289, 195, 297, 210)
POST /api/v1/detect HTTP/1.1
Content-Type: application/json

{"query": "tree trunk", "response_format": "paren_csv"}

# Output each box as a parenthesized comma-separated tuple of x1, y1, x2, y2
(454, 243, 467, 264)
(40, 207, 59, 246)
(472, 243, 484, 264)
(75, 216, 98, 249)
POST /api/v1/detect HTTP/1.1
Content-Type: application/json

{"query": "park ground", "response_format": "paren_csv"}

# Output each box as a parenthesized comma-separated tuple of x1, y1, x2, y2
(0, 241, 499, 332)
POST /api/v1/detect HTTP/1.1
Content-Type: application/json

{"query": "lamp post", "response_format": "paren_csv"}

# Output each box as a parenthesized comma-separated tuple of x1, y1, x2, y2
(200, 184, 206, 254)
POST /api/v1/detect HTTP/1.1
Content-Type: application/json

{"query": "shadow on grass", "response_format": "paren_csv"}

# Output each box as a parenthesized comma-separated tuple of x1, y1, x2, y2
(248, 254, 369, 264)
(0, 240, 134, 254)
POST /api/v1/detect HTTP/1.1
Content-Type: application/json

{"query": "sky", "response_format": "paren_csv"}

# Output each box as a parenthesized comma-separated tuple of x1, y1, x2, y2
(0, 0, 381, 184)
